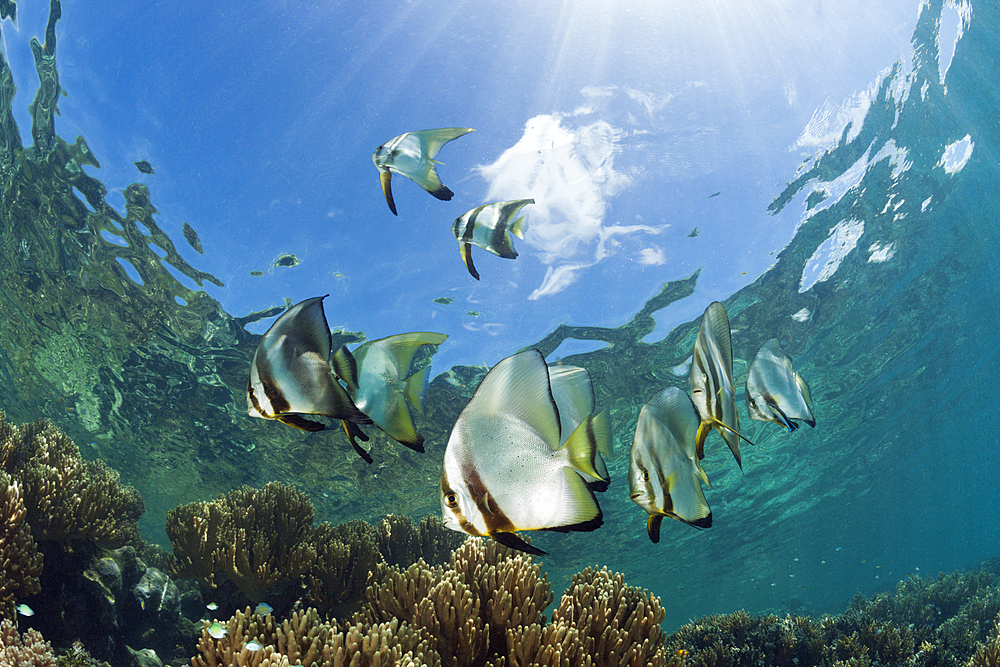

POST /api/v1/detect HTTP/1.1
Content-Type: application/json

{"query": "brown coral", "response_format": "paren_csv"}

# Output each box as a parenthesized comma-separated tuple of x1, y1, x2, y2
(545, 566, 666, 667)
(0, 618, 56, 667)
(0, 472, 43, 621)
(0, 412, 144, 549)
(967, 614, 1000, 667)
(191, 606, 439, 667)
(167, 482, 317, 603)
(196, 538, 667, 667)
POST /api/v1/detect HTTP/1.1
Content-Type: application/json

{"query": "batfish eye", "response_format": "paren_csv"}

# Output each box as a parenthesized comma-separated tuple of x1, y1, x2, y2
(642, 470, 650, 482)
(444, 492, 459, 508)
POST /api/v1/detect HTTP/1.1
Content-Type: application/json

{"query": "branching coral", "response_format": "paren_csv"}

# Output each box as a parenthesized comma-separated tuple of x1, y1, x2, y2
(546, 566, 666, 667)
(967, 614, 1000, 667)
(0, 618, 56, 667)
(192, 606, 439, 667)
(194, 538, 668, 667)
(0, 471, 42, 621)
(308, 519, 385, 617)
(167, 482, 317, 603)
(0, 412, 144, 549)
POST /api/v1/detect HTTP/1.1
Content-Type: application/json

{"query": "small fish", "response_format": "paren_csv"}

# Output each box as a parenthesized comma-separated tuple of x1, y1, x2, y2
(246, 641, 264, 651)
(15, 603, 34, 617)
(440, 349, 611, 556)
(254, 602, 273, 616)
(246, 296, 371, 437)
(745, 339, 816, 432)
(208, 622, 228, 639)
(689, 302, 754, 468)
(332, 332, 448, 452)
(629, 387, 712, 543)
(372, 128, 474, 215)
(451, 199, 533, 280)
(205, 602, 218, 611)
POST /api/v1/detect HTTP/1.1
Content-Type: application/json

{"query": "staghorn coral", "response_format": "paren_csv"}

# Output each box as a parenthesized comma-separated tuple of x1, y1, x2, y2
(0, 413, 144, 550)
(546, 565, 666, 667)
(308, 519, 385, 617)
(167, 482, 317, 603)
(967, 614, 1000, 667)
(363, 537, 554, 666)
(0, 471, 42, 620)
(374, 514, 467, 568)
(0, 618, 56, 667)
(191, 606, 439, 667)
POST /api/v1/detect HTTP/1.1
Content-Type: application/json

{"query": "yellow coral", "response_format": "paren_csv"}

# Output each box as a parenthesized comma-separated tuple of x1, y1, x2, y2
(0, 472, 42, 620)
(0, 412, 143, 549)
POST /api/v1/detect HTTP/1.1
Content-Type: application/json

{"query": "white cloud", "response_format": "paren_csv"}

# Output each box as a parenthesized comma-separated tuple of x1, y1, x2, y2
(940, 134, 973, 174)
(479, 112, 658, 298)
(638, 246, 666, 266)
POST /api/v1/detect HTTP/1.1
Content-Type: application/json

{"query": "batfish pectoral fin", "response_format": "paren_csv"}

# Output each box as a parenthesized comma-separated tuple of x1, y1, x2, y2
(459, 242, 479, 280)
(491, 530, 547, 556)
(277, 414, 327, 431)
(769, 401, 798, 433)
(647, 514, 663, 543)
(331, 345, 359, 394)
(379, 169, 397, 215)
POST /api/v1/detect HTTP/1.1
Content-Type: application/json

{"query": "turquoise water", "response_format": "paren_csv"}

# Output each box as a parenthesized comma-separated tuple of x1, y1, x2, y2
(1, 0, 998, 648)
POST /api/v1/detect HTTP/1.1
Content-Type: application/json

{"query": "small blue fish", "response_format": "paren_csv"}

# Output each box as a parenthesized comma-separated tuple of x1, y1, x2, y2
(254, 602, 273, 616)
(208, 621, 228, 639)
(15, 603, 34, 617)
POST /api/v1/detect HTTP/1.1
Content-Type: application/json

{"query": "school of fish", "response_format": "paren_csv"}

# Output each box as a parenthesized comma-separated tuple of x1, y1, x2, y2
(245, 128, 818, 555)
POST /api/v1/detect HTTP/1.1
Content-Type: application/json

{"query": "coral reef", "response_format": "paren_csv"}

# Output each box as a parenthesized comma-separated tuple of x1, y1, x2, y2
(966, 613, 1000, 667)
(0, 617, 57, 667)
(167, 480, 466, 616)
(0, 471, 43, 620)
(0, 413, 145, 550)
(167, 482, 317, 604)
(193, 537, 668, 667)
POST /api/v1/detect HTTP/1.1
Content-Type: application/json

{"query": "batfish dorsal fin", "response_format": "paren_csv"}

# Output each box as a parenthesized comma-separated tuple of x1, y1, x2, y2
(468, 349, 562, 449)
(704, 301, 733, 372)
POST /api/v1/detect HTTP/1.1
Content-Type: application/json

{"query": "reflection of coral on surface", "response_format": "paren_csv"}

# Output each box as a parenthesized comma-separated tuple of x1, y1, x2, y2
(0, 471, 42, 621)
(193, 538, 668, 667)
(0, 412, 144, 550)
(0, 618, 56, 667)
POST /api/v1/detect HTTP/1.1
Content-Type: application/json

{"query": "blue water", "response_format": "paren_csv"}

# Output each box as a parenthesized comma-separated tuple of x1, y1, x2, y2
(1, 0, 997, 646)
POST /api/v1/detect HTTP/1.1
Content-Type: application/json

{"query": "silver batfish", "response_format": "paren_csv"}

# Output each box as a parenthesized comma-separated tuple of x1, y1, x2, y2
(440, 349, 610, 555)
(372, 128, 474, 215)
(451, 199, 532, 280)
(689, 301, 753, 469)
(247, 296, 370, 434)
(332, 331, 447, 452)
(745, 338, 816, 432)
(629, 387, 712, 543)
